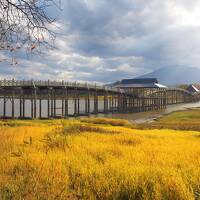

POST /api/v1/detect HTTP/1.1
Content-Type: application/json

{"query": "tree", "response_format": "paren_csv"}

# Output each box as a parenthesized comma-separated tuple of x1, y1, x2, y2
(0, 0, 60, 56)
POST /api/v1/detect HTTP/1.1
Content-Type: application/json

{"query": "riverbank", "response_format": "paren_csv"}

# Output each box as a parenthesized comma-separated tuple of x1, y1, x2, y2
(105, 101, 200, 124)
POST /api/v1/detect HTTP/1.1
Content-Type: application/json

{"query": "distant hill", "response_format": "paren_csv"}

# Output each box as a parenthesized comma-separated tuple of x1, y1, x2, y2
(137, 66, 200, 86)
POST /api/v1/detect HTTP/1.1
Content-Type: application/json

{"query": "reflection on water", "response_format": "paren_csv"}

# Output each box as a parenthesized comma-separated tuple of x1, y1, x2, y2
(0, 99, 105, 118)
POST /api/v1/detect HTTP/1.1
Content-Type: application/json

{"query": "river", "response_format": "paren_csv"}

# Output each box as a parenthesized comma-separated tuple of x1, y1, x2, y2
(0, 98, 200, 121)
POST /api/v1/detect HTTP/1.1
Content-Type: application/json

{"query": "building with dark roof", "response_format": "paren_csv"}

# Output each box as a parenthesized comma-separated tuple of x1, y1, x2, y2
(187, 84, 200, 94)
(121, 78, 158, 85)
(115, 78, 167, 89)
(114, 78, 167, 97)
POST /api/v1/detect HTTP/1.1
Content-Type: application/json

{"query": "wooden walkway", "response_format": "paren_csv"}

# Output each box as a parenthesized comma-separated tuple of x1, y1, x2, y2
(0, 79, 198, 119)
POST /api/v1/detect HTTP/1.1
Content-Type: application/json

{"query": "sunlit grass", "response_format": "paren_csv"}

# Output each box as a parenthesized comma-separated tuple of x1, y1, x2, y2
(136, 109, 200, 131)
(80, 117, 132, 127)
(1, 112, 200, 199)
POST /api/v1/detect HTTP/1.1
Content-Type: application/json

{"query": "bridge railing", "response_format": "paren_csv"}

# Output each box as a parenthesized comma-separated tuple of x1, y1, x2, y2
(166, 87, 193, 96)
(0, 79, 121, 93)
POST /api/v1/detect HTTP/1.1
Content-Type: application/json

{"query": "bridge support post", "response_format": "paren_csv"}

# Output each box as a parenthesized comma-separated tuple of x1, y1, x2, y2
(47, 89, 50, 119)
(108, 93, 111, 113)
(173, 90, 176, 104)
(164, 90, 167, 108)
(158, 89, 161, 110)
(22, 93, 25, 118)
(50, 89, 53, 118)
(19, 89, 22, 118)
(64, 88, 68, 118)
(120, 95, 124, 113)
(129, 97, 132, 112)
(94, 89, 98, 114)
(31, 91, 34, 119)
(3, 94, 6, 118)
(114, 95, 117, 112)
(142, 98, 145, 112)
(53, 89, 56, 118)
(62, 94, 64, 118)
(74, 86, 78, 117)
(160, 89, 162, 109)
(34, 88, 37, 119)
(11, 91, 15, 119)
(85, 94, 88, 115)
(87, 90, 90, 114)
(39, 98, 42, 119)
(123, 95, 127, 113)
(104, 92, 108, 114)
(85, 89, 90, 115)
(111, 93, 114, 113)
(77, 91, 80, 116)
(117, 93, 121, 112)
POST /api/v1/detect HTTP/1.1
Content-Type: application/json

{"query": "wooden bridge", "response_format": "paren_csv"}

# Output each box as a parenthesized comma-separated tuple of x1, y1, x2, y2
(0, 79, 199, 119)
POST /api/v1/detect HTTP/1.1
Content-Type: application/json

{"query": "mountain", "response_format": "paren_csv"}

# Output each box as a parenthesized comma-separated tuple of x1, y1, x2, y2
(137, 66, 200, 86)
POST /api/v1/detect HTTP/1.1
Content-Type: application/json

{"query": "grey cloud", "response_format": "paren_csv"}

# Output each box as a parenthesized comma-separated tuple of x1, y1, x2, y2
(1, 0, 200, 83)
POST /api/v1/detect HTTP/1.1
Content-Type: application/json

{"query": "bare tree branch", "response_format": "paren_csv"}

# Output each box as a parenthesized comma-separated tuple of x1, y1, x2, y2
(0, 0, 60, 59)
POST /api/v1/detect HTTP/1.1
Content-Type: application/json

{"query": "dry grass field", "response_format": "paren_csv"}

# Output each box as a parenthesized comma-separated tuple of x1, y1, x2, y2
(136, 108, 200, 131)
(1, 110, 200, 200)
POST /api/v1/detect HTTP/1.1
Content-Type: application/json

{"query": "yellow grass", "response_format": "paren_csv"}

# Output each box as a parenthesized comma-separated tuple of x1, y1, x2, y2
(136, 109, 200, 131)
(1, 117, 200, 199)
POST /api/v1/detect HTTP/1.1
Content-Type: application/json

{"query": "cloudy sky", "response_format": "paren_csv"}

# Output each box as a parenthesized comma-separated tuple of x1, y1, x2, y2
(1, 0, 200, 83)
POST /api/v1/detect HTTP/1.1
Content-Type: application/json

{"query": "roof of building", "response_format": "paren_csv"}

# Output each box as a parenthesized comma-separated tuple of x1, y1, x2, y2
(121, 78, 158, 85)
(115, 78, 167, 88)
(116, 83, 167, 89)
(187, 84, 200, 93)
(193, 84, 200, 91)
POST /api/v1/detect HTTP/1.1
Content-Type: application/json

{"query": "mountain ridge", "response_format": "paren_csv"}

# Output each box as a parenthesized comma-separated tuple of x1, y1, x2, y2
(136, 66, 200, 86)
